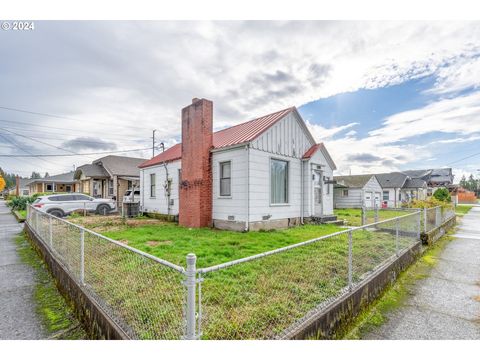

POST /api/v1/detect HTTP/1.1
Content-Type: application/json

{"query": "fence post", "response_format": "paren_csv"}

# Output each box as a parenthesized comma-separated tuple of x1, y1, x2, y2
(417, 211, 421, 241)
(395, 217, 400, 256)
(374, 204, 379, 223)
(35, 210, 39, 233)
(423, 207, 427, 233)
(361, 206, 366, 226)
(80, 229, 85, 285)
(49, 216, 53, 248)
(185, 253, 197, 340)
(348, 230, 353, 291)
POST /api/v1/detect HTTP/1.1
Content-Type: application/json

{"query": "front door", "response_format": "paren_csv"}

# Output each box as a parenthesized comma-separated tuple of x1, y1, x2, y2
(313, 170, 323, 216)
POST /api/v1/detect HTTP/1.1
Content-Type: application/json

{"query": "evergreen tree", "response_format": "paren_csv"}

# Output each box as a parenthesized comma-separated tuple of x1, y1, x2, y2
(30, 171, 41, 179)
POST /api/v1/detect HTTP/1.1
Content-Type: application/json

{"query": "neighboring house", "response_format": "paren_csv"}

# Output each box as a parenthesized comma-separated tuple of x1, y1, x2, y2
(74, 155, 147, 206)
(9, 177, 33, 196)
(27, 171, 80, 195)
(402, 168, 454, 195)
(333, 175, 382, 208)
(375, 172, 427, 207)
(139, 98, 337, 231)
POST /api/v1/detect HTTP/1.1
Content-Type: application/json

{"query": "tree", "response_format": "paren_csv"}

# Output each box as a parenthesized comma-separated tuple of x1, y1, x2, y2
(44, 172, 50, 178)
(459, 175, 467, 189)
(0, 175, 5, 192)
(30, 171, 41, 179)
(433, 188, 451, 202)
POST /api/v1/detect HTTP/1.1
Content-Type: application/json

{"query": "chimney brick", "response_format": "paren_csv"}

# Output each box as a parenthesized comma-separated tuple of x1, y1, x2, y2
(179, 98, 213, 228)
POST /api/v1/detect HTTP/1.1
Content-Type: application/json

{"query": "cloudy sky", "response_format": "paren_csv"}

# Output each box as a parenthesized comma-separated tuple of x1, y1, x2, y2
(1, 21, 479, 181)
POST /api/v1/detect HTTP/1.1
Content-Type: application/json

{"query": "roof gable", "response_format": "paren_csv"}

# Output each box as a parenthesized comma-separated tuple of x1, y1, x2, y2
(302, 143, 337, 170)
(334, 174, 375, 188)
(140, 107, 301, 168)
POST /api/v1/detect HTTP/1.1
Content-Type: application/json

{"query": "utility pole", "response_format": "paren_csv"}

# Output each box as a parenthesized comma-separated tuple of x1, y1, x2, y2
(152, 129, 157, 158)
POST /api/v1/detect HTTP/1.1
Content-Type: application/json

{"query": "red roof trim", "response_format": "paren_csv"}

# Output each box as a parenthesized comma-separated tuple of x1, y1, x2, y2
(302, 143, 322, 159)
(139, 107, 295, 169)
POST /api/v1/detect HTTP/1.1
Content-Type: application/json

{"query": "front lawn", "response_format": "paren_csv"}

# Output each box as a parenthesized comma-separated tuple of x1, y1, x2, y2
(69, 215, 343, 268)
(455, 204, 473, 216)
(334, 208, 411, 227)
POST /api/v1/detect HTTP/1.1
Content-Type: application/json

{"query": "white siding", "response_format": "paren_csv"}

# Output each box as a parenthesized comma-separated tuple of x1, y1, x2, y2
(251, 112, 313, 158)
(212, 147, 248, 222)
(382, 188, 399, 208)
(248, 148, 303, 222)
(140, 160, 181, 215)
(334, 188, 363, 208)
(304, 147, 335, 216)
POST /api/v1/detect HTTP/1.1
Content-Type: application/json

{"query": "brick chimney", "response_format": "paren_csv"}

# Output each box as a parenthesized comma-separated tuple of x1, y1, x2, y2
(179, 98, 213, 228)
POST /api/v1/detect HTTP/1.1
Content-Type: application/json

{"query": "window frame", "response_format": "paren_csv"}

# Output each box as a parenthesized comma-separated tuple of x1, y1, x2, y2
(150, 173, 156, 198)
(383, 190, 389, 201)
(219, 161, 232, 197)
(46, 183, 53, 192)
(108, 179, 114, 196)
(270, 158, 289, 206)
(342, 189, 349, 197)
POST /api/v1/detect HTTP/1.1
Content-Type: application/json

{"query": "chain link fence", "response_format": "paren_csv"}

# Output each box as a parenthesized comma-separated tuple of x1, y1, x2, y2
(196, 211, 421, 339)
(422, 206, 455, 233)
(26, 204, 454, 340)
(26, 206, 186, 340)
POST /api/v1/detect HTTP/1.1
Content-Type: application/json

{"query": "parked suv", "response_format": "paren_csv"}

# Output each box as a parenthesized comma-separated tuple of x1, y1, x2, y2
(123, 189, 140, 203)
(32, 194, 116, 218)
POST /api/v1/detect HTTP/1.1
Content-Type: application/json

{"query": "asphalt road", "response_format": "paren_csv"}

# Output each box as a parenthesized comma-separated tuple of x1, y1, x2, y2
(365, 206, 480, 339)
(0, 200, 45, 339)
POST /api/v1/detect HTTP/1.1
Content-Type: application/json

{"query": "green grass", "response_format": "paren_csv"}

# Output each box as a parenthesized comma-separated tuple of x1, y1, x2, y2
(63, 215, 417, 339)
(341, 231, 456, 339)
(334, 208, 412, 227)
(71, 216, 344, 268)
(15, 233, 87, 339)
(455, 205, 473, 216)
(17, 209, 27, 217)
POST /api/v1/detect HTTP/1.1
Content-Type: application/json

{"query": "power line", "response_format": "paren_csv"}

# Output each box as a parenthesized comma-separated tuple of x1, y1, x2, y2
(446, 150, 480, 166)
(0, 119, 150, 140)
(0, 147, 151, 157)
(0, 127, 78, 155)
(0, 105, 157, 132)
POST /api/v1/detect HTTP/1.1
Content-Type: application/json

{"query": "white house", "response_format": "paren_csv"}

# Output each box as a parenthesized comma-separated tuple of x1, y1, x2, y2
(139, 98, 337, 231)
(333, 175, 382, 208)
(375, 172, 427, 208)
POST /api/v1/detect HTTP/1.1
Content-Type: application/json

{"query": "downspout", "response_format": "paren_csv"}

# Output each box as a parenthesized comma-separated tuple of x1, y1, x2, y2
(300, 159, 305, 224)
(141, 169, 145, 212)
(245, 144, 250, 232)
(394, 188, 397, 208)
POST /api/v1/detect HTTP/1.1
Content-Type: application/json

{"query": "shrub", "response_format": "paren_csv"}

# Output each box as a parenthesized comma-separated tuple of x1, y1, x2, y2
(408, 197, 452, 209)
(9, 196, 36, 210)
(433, 188, 451, 202)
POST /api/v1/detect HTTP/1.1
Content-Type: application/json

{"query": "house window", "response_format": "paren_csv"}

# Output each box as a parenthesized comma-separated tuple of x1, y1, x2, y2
(46, 184, 53, 192)
(66, 185, 72, 193)
(383, 191, 389, 201)
(219, 161, 231, 196)
(342, 189, 348, 197)
(22, 190, 29, 196)
(150, 174, 156, 198)
(108, 180, 114, 196)
(271, 159, 288, 204)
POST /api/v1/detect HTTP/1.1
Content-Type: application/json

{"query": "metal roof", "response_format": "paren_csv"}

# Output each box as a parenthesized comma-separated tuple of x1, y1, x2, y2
(302, 143, 337, 170)
(139, 107, 295, 168)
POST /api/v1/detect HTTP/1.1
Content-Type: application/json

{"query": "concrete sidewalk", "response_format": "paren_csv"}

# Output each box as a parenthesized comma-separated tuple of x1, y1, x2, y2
(365, 206, 480, 339)
(0, 200, 45, 339)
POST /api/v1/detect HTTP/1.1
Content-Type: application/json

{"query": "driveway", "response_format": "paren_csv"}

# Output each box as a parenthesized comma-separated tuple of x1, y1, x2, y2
(0, 200, 45, 339)
(365, 206, 480, 339)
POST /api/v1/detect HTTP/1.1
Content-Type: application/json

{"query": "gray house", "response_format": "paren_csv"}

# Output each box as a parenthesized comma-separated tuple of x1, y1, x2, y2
(333, 175, 382, 209)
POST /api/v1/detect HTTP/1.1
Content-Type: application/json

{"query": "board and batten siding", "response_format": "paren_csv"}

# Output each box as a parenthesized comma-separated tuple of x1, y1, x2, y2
(212, 147, 248, 222)
(250, 111, 313, 158)
(140, 160, 181, 215)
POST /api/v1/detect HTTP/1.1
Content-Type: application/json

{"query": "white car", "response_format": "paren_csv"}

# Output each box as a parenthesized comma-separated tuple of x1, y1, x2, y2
(32, 194, 116, 218)
(123, 189, 140, 203)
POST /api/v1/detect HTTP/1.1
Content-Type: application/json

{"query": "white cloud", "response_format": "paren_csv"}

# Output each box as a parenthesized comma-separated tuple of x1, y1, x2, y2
(1, 21, 480, 174)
